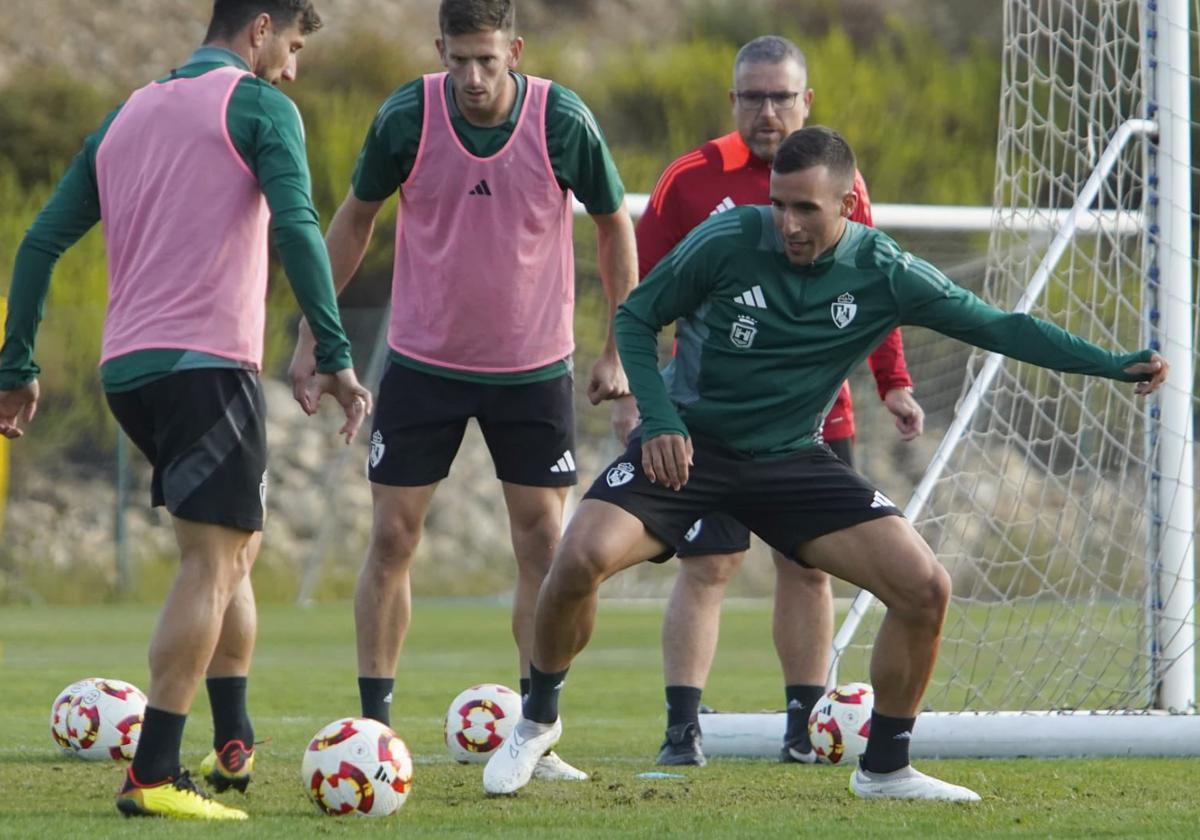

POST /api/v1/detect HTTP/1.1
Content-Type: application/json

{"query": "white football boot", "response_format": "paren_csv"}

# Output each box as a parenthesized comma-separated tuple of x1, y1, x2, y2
(532, 750, 588, 781)
(483, 717, 562, 795)
(850, 764, 981, 802)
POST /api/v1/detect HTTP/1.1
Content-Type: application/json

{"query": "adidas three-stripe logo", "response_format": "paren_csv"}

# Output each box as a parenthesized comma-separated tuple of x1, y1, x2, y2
(710, 196, 736, 215)
(468, 180, 492, 196)
(734, 285, 767, 309)
(550, 451, 576, 474)
(870, 490, 897, 509)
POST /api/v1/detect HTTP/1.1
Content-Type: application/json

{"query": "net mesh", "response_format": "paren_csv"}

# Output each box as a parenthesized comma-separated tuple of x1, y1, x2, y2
(837, 0, 1198, 712)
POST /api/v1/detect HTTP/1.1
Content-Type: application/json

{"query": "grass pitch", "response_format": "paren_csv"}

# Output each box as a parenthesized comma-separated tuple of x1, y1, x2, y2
(1, 600, 1196, 838)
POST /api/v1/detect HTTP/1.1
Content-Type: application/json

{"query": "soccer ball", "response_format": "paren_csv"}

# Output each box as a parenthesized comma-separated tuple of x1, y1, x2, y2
(443, 683, 522, 764)
(65, 678, 146, 761)
(50, 678, 100, 752)
(807, 682, 874, 765)
(302, 717, 413, 817)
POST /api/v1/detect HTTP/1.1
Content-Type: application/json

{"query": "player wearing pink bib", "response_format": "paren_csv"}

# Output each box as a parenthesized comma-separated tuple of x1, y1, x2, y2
(289, 0, 637, 782)
(0, 0, 372, 820)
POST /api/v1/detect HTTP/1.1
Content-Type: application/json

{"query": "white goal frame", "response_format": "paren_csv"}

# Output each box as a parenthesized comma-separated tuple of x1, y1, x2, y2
(703, 0, 1199, 758)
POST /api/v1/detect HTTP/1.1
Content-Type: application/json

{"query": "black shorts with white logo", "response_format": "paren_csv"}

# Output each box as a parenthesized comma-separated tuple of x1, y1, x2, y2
(677, 436, 854, 558)
(106, 368, 268, 532)
(583, 433, 897, 564)
(368, 361, 577, 488)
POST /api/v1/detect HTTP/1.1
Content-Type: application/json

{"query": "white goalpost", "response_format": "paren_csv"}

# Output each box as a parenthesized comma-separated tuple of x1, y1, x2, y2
(703, 0, 1200, 758)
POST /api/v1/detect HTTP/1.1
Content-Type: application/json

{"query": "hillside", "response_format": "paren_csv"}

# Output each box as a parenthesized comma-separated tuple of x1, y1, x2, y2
(0, 0, 998, 89)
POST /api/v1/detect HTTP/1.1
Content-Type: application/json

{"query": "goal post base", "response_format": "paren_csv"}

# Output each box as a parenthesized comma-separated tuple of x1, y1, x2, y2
(699, 710, 1200, 759)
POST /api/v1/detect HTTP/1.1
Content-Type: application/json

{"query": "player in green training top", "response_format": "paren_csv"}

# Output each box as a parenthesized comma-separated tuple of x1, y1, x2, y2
(484, 126, 1168, 801)
(287, 0, 637, 783)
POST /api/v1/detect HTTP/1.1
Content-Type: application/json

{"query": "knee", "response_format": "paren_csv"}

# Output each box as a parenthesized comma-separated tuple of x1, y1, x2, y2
(893, 558, 951, 628)
(773, 552, 830, 596)
(366, 515, 421, 573)
(547, 534, 613, 599)
(681, 552, 743, 588)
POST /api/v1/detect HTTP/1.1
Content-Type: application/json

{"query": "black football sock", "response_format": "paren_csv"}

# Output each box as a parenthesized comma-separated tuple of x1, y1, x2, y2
(783, 684, 826, 748)
(358, 677, 395, 726)
(523, 664, 568, 724)
(206, 676, 253, 750)
(665, 685, 703, 730)
(860, 710, 915, 774)
(520, 677, 531, 701)
(130, 707, 187, 785)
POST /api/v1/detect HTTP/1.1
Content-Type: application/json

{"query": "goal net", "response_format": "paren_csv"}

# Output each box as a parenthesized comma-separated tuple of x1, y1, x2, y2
(706, 0, 1198, 757)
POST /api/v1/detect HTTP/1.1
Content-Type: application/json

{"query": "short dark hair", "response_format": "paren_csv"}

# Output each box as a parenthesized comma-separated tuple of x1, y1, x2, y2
(439, 0, 516, 37)
(734, 35, 807, 78)
(205, 0, 323, 42)
(773, 127, 857, 189)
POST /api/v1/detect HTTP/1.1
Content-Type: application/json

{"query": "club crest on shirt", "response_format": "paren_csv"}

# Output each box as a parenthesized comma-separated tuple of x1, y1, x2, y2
(831, 292, 857, 329)
(369, 430, 385, 468)
(607, 461, 636, 487)
(730, 315, 758, 349)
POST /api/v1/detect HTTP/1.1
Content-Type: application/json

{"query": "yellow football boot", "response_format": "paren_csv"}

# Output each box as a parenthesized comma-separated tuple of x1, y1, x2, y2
(116, 769, 248, 820)
(199, 739, 255, 793)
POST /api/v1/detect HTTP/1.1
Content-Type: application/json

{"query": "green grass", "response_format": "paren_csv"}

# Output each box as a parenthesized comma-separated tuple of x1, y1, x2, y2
(1, 601, 1196, 838)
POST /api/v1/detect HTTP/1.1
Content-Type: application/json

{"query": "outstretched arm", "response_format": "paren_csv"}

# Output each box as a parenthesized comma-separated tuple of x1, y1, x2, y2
(891, 248, 1162, 387)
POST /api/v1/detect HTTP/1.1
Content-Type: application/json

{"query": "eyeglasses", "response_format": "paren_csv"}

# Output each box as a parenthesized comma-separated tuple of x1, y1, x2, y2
(733, 90, 800, 111)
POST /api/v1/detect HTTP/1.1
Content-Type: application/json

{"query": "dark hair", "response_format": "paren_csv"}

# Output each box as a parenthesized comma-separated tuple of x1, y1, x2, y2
(439, 0, 516, 37)
(734, 35, 806, 77)
(205, 0, 323, 42)
(772, 127, 856, 188)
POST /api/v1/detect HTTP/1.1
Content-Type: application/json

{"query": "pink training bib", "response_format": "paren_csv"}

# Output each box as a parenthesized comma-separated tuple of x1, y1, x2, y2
(388, 73, 575, 372)
(96, 67, 270, 368)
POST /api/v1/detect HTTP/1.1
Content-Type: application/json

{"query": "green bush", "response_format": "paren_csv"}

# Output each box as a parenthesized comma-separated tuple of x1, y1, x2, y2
(1, 19, 1003, 463)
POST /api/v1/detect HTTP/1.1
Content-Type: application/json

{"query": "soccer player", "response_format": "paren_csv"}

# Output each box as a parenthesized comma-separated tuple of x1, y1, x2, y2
(484, 126, 1168, 801)
(287, 0, 637, 782)
(636, 35, 922, 767)
(0, 0, 373, 820)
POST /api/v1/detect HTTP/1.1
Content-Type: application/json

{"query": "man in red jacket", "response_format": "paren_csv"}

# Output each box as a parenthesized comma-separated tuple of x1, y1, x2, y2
(635, 35, 925, 766)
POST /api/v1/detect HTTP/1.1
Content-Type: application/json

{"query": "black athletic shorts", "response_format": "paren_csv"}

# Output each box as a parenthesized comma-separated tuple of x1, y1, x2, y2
(106, 368, 268, 532)
(368, 362, 577, 487)
(583, 433, 898, 565)
(677, 436, 854, 558)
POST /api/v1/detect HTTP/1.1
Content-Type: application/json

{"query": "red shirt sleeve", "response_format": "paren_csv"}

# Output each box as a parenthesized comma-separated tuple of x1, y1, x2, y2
(636, 162, 690, 279)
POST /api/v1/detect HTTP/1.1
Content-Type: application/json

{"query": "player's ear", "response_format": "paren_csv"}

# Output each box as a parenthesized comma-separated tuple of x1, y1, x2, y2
(508, 36, 524, 67)
(840, 189, 858, 219)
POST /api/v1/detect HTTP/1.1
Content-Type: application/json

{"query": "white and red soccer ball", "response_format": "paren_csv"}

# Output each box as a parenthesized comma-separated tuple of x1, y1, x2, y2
(807, 682, 874, 765)
(443, 683, 522, 764)
(302, 717, 413, 817)
(50, 677, 99, 752)
(57, 678, 146, 761)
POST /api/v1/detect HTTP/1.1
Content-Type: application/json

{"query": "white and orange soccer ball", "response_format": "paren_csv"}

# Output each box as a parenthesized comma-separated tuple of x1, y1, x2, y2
(302, 717, 413, 817)
(807, 682, 874, 765)
(49, 677, 100, 753)
(443, 683, 522, 764)
(65, 678, 146, 761)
